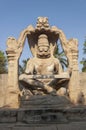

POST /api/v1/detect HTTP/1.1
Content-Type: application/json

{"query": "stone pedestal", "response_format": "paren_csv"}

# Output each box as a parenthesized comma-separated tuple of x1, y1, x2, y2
(0, 106, 86, 130)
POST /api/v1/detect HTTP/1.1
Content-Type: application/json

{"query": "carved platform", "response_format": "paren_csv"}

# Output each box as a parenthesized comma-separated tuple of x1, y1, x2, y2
(19, 95, 71, 109)
(0, 106, 86, 130)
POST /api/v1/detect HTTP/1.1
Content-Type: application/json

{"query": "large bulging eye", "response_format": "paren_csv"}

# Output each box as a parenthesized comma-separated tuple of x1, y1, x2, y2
(40, 48, 43, 52)
(38, 47, 43, 52)
(44, 47, 48, 52)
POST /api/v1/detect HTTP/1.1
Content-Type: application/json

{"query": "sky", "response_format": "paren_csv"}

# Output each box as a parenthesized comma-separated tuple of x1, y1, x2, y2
(0, 0, 86, 71)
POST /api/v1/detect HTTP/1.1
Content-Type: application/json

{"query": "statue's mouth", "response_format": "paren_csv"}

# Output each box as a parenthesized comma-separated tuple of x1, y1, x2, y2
(37, 53, 50, 58)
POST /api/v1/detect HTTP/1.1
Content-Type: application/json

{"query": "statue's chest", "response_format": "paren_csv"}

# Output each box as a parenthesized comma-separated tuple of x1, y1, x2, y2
(35, 60, 54, 74)
(35, 60, 53, 68)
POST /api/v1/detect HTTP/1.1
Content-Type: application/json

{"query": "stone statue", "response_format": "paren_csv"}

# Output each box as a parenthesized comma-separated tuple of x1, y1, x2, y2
(19, 32, 70, 97)
(6, 17, 80, 108)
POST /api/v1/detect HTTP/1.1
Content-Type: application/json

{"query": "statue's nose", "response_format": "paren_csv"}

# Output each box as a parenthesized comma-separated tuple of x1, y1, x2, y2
(40, 48, 45, 52)
(43, 48, 48, 52)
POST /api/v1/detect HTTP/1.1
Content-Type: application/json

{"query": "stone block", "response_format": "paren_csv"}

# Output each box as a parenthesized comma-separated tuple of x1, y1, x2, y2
(0, 110, 17, 123)
(35, 125, 57, 130)
(0, 126, 11, 130)
(13, 127, 34, 130)
(58, 122, 86, 130)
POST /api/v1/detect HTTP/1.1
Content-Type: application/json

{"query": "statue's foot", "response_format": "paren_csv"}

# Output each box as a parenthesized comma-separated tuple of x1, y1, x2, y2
(56, 87, 67, 96)
(44, 85, 57, 95)
(49, 90, 57, 96)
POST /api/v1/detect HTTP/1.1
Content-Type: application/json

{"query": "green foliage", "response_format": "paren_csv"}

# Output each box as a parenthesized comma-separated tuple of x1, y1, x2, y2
(80, 39, 86, 72)
(0, 50, 7, 74)
(83, 40, 86, 54)
(80, 58, 86, 72)
(55, 43, 68, 69)
(19, 58, 29, 74)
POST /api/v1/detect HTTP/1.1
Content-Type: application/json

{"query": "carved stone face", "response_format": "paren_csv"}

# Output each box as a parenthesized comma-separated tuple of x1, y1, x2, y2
(37, 45, 51, 58)
(36, 34, 51, 58)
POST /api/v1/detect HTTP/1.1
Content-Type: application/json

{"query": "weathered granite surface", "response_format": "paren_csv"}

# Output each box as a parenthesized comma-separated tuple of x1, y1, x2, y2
(0, 73, 86, 129)
(0, 74, 7, 107)
(5, 17, 80, 108)
(19, 94, 71, 109)
(0, 73, 86, 108)
(0, 106, 86, 130)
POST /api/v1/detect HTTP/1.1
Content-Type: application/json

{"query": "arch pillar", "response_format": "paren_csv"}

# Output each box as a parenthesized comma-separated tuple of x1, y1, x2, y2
(5, 26, 35, 108)
(5, 38, 21, 108)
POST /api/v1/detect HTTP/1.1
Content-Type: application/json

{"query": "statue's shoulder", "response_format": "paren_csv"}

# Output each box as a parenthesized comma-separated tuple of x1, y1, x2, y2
(51, 57, 60, 63)
(27, 57, 35, 64)
(27, 57, 38, 65)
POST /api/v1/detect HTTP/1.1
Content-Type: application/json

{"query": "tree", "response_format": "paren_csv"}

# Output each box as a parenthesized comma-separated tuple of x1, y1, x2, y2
(55, 43, 68, 69)
(81, 58, 86, 72)
(0, 50, 7, 73)
(80, 39, 86, 72)
(19, 58, 29, 74)
(83, 39, 86, 54)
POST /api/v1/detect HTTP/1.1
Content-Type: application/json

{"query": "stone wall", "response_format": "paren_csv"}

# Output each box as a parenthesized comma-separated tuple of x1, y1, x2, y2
(0, 107, 86, 130)
(0, 74, 8, 107)
(0, 73, 86, 107)
(79, 72, 86, 91)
